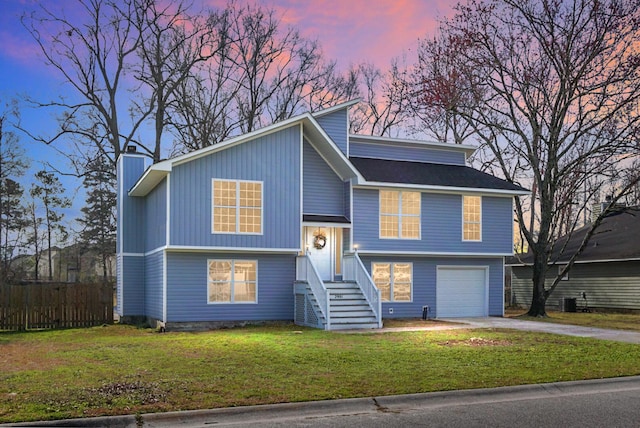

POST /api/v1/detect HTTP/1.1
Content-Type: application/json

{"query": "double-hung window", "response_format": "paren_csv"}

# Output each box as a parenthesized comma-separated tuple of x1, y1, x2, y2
(212, 179, 262, 234)
(372, 262, 413, 302)
(463, 195, 482, 241)
(207, 260, 257, 303)
(380, 190, 420, 239)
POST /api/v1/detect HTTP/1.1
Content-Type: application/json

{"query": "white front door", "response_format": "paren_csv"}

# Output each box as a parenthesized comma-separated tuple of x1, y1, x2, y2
(305, 227, 333, 281)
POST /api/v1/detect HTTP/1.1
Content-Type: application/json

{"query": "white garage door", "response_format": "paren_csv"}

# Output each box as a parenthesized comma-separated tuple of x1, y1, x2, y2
(436, 267, 488, 317)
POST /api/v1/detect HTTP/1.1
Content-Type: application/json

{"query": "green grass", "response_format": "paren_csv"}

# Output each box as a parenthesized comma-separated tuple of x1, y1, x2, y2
(1, 323, 640, 423)
(506, 309, 640, 332)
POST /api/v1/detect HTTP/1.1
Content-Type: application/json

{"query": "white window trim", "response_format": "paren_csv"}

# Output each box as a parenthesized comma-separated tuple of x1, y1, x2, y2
(211, 179, 264, 235)
(207, 259, 258, 304)
(558, 265, 569, 280)
(371, 262, 414, 303)
(378, 190, 421, 240)
(462, 195, 482, 242)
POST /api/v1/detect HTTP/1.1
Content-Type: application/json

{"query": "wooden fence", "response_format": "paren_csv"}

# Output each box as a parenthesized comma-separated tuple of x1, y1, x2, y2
(0, 282, 114, 331)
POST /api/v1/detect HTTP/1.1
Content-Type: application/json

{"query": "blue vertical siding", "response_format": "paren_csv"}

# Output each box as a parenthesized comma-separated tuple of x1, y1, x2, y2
(352, 189, 514, 254)
(482, 196, 513, 250)
(122, 255, 144, 315)
(349, 141, 466, 165)
(118, 155, 146, 254)
(170, 125, 301, 249)
(145, 178, 167, 252)
(315, 109, 348, 155)
(165, 252, 296, 322)
(144, 251, 164, 321)
(359, 256, 503, 318)
(303, 141, 345, 216)
(344, 181, 351, 220)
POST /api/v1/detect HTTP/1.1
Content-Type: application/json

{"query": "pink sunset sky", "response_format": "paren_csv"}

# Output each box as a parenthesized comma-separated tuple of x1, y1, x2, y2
(0, 0, 455, 219)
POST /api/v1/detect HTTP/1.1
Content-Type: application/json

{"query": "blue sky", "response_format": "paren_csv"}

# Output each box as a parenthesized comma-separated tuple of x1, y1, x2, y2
(0, 0, 451, 233)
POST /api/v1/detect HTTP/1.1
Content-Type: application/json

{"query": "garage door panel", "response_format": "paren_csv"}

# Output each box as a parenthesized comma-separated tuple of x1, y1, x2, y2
(437, 267, 487, 317)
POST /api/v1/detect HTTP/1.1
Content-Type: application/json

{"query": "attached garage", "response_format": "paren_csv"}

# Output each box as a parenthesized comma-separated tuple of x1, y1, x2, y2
(436, 266, 488, 317)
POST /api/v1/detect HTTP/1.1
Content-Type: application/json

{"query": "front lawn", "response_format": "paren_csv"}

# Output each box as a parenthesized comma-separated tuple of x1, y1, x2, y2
(506, 309, 640, 332)
(2, 324, 640, 423)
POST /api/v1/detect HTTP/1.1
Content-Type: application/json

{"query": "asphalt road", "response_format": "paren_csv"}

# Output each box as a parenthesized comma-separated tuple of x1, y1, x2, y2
(12, 376, 639, 427)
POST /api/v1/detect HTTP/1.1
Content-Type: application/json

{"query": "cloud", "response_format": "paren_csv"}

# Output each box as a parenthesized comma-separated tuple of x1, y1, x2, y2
(0, 30, 42, 66)
(200, 0, 455, 70)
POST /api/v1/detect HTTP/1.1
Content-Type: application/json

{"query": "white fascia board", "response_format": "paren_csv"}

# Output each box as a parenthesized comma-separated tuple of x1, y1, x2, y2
(349, 134, 477, 156)
(128, 161, 171, 197)
(357, 250, 511, 257)
(311, 99, 361, 118)
(165, 245, 301, 254)
(302, 115, 364, 181)
(353, 181, 530, 197)
(302, 221, 352, 229)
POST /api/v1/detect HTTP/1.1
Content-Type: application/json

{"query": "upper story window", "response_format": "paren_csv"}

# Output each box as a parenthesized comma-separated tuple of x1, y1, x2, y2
(463, 195, 482, 241)
(212, 179, 262, 234)
(208, 259, 257, 303)
(379, 190, 420, 239)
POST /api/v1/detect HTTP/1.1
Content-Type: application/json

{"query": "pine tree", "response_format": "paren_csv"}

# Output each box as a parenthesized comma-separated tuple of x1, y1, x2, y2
(30, 171, 71, 281)
(0, 178, 26, 282)
(0, 100, 29, 282)
(78, 156, 116, 283)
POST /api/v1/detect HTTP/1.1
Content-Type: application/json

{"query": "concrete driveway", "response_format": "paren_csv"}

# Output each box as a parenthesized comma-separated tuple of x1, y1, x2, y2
(441, 317, 640, 344)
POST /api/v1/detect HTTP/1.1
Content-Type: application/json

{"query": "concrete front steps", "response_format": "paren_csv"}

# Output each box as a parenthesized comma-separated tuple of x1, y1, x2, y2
(324, 282, 379, 330)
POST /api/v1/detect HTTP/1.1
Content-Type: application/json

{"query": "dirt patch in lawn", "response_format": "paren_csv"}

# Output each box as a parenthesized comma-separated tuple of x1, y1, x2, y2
(0, 342, 68, 373)
(438, 337, 511, 347)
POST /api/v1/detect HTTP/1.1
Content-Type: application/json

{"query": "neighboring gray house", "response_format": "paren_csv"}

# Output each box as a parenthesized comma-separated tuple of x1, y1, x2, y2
(508, 207, 640, 311)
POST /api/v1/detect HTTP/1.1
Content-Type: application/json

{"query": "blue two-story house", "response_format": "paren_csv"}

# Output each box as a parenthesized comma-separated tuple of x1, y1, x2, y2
(117, 100, 527, 331)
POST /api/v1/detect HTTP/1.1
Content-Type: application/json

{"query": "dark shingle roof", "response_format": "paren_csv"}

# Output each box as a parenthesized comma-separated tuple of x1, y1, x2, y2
(508, 208, 640, 265)
(349, 157, 527, 192)
(303, 215, 350, 224)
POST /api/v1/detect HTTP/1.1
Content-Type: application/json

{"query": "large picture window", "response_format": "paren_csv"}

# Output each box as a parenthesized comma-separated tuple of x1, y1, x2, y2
(213, 179, 262, 234)
(207, 260, 257, 303)
(372, 262, 412, 302)
(463, 195, 482, 241)
(379, 190, 420, 239)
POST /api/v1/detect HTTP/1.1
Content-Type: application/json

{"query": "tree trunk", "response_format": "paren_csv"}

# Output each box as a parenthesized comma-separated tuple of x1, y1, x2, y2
(527, 255, 548, 317)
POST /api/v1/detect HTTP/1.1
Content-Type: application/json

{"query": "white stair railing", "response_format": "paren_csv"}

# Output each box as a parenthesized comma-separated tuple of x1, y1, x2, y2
(296, 255, 331, 330)
(343, 252, 382, 328)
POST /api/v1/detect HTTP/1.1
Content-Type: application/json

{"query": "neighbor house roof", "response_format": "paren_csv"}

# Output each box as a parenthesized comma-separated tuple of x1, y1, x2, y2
(507, 207, 640, 265)
(350, 157, 528, 195)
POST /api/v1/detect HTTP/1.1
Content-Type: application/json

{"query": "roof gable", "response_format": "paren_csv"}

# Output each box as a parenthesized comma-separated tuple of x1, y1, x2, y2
(128, 104, 362, 197)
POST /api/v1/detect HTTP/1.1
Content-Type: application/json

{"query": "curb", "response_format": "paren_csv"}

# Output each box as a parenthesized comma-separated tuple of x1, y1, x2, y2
(6, 376, 640, 427)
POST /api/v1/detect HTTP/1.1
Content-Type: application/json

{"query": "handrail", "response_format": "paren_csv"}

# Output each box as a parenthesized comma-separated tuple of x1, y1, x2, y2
(343, 252, 382, 328)
(295, 255, 330, 330)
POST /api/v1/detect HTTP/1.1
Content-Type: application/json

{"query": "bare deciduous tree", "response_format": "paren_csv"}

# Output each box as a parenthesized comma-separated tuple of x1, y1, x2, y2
(22, 0, 143, 166)
(416, 0, 640, 316)
(348, 61, 409, 137)
(408, 35, 476, 144)
(170, 2, 359, 153)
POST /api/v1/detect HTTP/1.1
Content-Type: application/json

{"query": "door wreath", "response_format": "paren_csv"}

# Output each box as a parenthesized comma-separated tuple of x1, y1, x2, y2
(313, 230, 327, 249)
